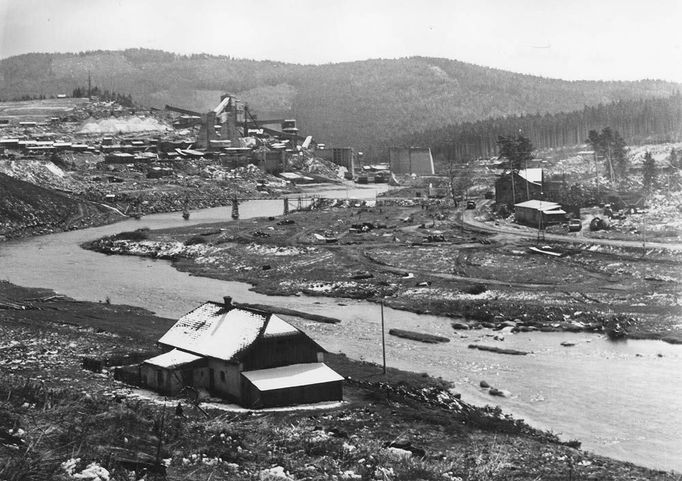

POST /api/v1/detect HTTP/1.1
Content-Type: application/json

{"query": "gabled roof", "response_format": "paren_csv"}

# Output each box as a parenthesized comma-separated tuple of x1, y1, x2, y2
(157, 302, 304, 362)
(242, 362, 344, 391)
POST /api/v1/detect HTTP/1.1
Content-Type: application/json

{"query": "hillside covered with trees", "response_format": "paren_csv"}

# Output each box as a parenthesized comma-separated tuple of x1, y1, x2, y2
(1, 49, 680, 156)
(402, 93, 682, 162)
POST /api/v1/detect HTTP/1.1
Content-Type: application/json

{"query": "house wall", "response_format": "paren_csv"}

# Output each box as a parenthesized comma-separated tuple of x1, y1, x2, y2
(140, 364, 184, 395)
(515, 207, 566, 227)
(206, 359, 242, 401)
(240, 335, 322, 371)
(544, 180, 563, 202)
(514, 206, 542, 227)
(495, 173, 543, 207)
(241, 379, 343, 409)
(190, 366, 211, 390)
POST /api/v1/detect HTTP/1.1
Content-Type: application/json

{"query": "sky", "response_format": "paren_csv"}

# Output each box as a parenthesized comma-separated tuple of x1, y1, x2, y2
(0, 0, 681, 83)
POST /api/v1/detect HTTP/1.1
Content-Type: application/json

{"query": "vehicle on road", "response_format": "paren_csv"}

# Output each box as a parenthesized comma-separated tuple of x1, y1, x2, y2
(568, 218, 582, 232)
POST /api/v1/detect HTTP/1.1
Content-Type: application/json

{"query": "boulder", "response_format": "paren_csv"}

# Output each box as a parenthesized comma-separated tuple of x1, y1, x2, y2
(489, 388, 510, 397)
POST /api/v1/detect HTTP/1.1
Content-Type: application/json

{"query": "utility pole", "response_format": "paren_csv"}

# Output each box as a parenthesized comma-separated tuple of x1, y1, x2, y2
(381, 299, 386, 375)
(537, 210, 544, 244)
(642, 207, 647, 254)
(510, 165, 516, 206)
(524, 158, 530, 201)
(593, 151, 600, 203)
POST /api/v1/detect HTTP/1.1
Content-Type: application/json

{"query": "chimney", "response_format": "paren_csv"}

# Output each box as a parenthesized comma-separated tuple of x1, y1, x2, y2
(223, 296, 233, 308)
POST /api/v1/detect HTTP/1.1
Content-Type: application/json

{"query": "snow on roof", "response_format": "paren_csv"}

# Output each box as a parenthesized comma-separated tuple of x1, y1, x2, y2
(514, 200, 562, 211)
(159, 303, 266, 361)
(144, 349, 202, 369)
(242, 363, 344, 391)
(263, 315, 299, 337)
(158, 303, 299, 361)
(517, 168, 543, 183)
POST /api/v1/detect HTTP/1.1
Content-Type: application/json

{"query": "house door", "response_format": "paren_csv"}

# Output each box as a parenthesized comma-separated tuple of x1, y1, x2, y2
(209, 368, 215, 392)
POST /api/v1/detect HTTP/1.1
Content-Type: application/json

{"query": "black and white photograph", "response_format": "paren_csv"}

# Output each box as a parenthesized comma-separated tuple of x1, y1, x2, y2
(0, 0, 680, 479)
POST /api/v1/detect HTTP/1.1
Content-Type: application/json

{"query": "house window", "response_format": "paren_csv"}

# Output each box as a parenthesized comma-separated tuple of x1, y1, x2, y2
(220, 371, 226, 383)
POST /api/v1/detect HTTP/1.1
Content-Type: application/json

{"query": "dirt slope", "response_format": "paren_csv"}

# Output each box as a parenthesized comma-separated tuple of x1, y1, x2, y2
(0, 172, 121, 239)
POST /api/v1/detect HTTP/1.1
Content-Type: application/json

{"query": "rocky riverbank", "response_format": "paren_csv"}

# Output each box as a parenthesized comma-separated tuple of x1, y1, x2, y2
(82, 199, 682, 343)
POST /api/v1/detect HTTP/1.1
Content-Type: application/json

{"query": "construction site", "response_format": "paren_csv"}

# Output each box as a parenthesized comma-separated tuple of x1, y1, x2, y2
(0, 93, 387, 239)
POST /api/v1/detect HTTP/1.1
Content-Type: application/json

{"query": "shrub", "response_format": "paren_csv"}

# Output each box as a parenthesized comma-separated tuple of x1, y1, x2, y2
(184, 236, 207, 246)
(464, 283, 487, 295)
(112, 229, 149, 241)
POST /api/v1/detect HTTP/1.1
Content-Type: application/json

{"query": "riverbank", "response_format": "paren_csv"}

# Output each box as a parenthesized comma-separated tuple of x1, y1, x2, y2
(0, 280, 677, 480)
(83, 199, 682, 344)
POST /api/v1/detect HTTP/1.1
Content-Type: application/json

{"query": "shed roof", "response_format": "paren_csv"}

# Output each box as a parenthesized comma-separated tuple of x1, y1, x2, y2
(517, 168, 543, 183)
(144, 349, 202, 369)
(157, 302, 303, 361)
(242, 363, 344, 391)
(514, 200, 562, 211)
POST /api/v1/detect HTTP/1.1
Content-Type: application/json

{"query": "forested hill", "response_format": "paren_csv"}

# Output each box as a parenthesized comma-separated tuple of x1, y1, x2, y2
(399, 92, 682, 162)
(1, 49, 679, 155)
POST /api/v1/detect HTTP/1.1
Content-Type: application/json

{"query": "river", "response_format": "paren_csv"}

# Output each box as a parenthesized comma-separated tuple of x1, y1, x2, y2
(0, 183, 680, 472)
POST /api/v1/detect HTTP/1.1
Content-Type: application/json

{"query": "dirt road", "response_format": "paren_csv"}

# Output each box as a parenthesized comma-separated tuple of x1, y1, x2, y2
(462, 201, 682, 252)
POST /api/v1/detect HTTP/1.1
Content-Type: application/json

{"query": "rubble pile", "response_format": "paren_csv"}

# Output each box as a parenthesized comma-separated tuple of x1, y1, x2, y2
(0, 158, 78, 192)
(78, 116, 170, 134)
(288, 151, 345, 180)
(606, 193, 682, 238)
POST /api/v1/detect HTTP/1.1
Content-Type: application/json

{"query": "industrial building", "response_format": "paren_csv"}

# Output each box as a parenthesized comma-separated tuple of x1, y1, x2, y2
(138, 297, 344, 409)
(389, 147, 435, 175)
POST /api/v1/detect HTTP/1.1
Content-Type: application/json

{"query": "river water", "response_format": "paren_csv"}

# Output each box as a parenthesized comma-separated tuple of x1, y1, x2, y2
(0, 183, 680, 472)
